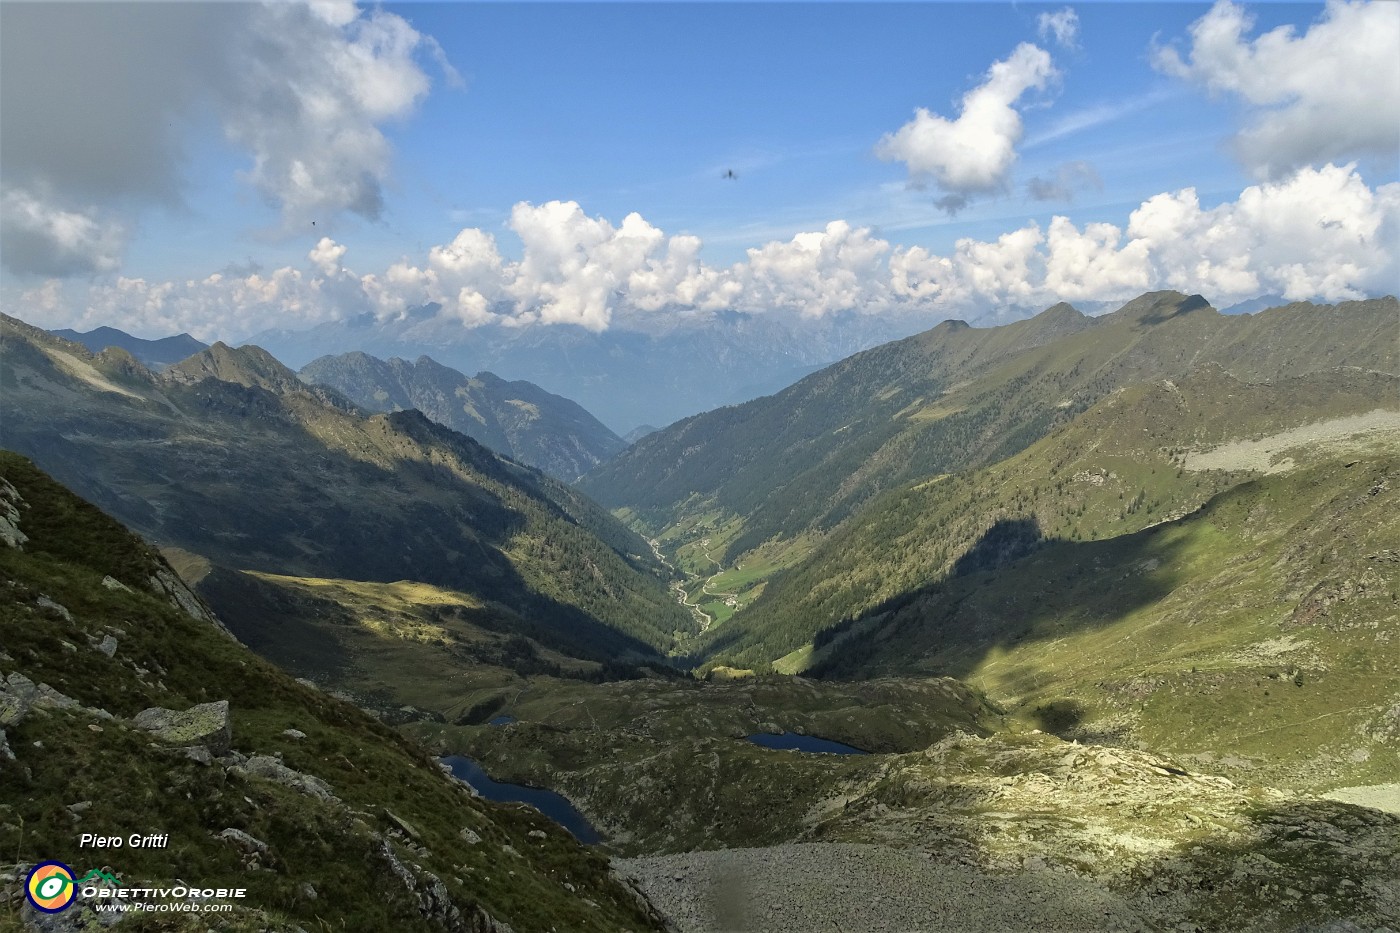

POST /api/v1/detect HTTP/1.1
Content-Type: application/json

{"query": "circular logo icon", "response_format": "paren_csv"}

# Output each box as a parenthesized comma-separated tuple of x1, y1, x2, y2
(26, 861, 77, 913)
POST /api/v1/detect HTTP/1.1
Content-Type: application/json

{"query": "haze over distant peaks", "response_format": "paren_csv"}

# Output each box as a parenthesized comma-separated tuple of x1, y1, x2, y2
(251, 308, 921, 434)
(50, 325, 208, 370)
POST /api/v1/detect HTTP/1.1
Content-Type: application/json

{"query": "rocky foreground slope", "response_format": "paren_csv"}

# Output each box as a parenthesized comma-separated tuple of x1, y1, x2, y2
(0, 452, 670, 931)
(620, 729, 1400, 932)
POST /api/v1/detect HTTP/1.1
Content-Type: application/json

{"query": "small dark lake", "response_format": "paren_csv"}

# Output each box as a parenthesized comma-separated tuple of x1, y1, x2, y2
(441, 756, 601, 844)
(746, 732, 868, 755)
(486, 714, 516, 726)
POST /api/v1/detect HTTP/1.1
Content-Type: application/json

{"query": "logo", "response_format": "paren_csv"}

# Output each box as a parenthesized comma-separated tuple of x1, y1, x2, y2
(25, 861, 76, 913)
(24, 864, 124, 913)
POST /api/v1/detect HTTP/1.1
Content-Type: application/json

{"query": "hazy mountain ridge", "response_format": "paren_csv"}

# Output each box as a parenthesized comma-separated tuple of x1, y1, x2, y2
(251, 307, 922, 433)
(50, 324, 209, 370)
(0, 451, 671, 932)
(0, 312, 692, 661)
(300, 351, 624, 480)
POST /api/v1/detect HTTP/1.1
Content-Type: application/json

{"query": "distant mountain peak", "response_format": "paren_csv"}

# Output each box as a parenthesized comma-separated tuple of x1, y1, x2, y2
(167, 342, 302, 393)
(1037, 301, 1084, 321)
(1106, 291, 1215, 325)
(298, 350, 624, 480)
(48, 324, 209, 370)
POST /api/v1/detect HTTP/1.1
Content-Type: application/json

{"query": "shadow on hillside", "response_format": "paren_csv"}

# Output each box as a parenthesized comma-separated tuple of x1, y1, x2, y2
(808, 514, 1190, 707)
(951, 516, 1045, 577)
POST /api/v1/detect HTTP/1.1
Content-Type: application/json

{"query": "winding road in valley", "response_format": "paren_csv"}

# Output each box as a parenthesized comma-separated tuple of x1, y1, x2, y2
(648, 537, 716, 632)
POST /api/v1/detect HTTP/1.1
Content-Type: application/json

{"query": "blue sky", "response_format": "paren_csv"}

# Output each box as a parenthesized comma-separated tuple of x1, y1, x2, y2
(2, 1, 1396, 339)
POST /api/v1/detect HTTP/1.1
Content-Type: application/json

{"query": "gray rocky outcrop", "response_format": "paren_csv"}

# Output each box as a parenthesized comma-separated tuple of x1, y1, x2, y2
(148, 567, 234, 637)
(0, 673, 37, 727)
(375, 836, 516, 933)
(218, 828, 271, 867)
(0, 478, 27, 549)
(234, 755, 335, 801)
(1, 672, 87, 728)
(35, 596, 73, 622)
(133, 699, 231, 755)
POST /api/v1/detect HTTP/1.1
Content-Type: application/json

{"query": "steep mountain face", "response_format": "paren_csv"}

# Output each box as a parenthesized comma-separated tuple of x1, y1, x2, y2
(0, 312, 692, 661)
(0, 452, 671, 932)
(580, 293, 1399, 579)
(50, 324, 208, 369)
(300, 351, 624, 481)
(252, 306, 916, 433)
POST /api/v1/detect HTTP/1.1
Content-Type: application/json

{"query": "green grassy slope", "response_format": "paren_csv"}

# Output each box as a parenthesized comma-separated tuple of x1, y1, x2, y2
(0, 452, 669, 932)
(580, 293, 1397, 586)
(0, 313, 691, 659)
(791, 441, 1400, 793)
(705, 367, 1399, 670)
(192, 566, 682, 723)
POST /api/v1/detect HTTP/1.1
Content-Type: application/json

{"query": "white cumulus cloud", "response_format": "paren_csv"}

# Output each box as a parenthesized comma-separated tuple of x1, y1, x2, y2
(1154, 0, 1400, 178)
(1127, 162, 1400, 303)
(220, 3, 438, 229)
(0, 1, 452, 276)
(733, 221, 892, 317)
(308, 237, 348, 276)
(876, 43, 1058, 211)
(10, 167, 1396, 340)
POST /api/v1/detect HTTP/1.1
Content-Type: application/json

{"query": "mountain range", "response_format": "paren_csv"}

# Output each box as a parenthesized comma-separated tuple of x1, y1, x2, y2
(299, 351, 624, 480)
(250, 306, 921, 433)
(5, 288, 1399, 932)
(581, 292, 1398, 604)
(50, 325, 209, 369)
(0, 313, 692, 665)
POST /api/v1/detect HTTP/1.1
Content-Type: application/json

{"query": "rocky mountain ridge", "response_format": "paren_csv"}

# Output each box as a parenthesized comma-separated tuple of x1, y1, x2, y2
(300, 351, 624, 481)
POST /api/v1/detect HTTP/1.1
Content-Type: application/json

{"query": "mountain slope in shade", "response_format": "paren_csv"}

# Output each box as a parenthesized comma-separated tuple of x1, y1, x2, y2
(51, 324, 209, 369)
(0, 312, 692, 661)
(300, 351, 624, 481)
(580, 292, 1399, 582)
(0, 451, 670, 932)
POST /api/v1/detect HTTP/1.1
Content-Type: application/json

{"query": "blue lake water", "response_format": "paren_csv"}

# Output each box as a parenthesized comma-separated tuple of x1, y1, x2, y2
(441, 755, 602, 844)
(745, 732, 868, 755)
(487, 714, 517, 726)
